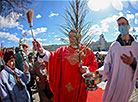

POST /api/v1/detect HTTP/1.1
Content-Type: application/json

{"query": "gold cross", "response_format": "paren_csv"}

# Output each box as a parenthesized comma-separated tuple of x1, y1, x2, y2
(65, 82, 74, 92)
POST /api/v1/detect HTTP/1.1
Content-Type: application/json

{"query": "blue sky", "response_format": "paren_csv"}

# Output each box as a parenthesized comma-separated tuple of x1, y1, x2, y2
(0, 0, 138, 49)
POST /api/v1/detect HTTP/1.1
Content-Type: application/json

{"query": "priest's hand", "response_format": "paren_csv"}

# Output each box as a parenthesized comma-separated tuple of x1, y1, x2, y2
(120, 51, 134, 65)
(80, 66, 89, 74)
(32, 39, 43, 54)
(80, 67, 86, 74)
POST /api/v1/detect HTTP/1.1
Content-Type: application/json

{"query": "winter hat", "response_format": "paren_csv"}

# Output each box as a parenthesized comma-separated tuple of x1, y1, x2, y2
(4, 50, 15, 63)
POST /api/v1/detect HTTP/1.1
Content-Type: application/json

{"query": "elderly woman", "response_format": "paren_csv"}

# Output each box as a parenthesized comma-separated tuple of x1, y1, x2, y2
(0, 50, 30, 102)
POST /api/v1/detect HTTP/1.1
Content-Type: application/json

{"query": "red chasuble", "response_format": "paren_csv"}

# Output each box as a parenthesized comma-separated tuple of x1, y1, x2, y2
(46, 44, 98, 102)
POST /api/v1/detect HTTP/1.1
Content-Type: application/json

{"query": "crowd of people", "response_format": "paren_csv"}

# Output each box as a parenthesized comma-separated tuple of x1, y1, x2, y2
(0, 16, 138, 102)
(0, 42, 53, 102)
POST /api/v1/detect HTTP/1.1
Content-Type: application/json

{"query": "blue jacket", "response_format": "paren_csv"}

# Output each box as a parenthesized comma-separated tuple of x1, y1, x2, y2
(0, 65, 30, 102)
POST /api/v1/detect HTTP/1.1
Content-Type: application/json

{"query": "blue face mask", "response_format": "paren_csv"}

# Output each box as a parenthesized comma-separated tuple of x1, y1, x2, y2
(118, 26, 129, 36)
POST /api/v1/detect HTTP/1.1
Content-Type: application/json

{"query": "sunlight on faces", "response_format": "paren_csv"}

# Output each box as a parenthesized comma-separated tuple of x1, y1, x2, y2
(6, 58, 15, 69)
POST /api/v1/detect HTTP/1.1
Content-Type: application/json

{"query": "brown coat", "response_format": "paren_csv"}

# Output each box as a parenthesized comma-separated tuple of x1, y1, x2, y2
(31, 61, 49, 102)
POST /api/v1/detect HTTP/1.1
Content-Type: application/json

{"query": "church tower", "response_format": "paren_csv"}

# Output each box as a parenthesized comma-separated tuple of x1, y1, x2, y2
(98, 34, 107, 51)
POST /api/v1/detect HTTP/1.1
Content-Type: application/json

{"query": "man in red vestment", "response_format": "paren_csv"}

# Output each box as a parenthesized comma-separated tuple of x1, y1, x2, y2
(32, 30, 98, 102)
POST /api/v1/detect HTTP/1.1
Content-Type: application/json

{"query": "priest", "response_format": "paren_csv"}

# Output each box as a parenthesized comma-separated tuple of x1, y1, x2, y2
(32, 30, 98, 102)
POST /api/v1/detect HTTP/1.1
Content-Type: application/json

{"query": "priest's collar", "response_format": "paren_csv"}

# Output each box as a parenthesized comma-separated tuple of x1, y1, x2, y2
(116, 34, 134, 46)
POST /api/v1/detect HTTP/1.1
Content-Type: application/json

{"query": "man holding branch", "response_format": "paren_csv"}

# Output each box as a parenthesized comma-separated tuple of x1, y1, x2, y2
(32, 30, 98, 102)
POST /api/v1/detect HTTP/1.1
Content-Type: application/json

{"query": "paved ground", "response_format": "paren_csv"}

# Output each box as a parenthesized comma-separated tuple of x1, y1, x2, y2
(32, 82, 138, 102)
(31, 88, 40, 102)
(98, 82, 138, 102)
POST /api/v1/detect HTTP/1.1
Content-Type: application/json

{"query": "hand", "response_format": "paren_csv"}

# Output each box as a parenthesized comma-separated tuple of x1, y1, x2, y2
(94, 70, 102, 78)
(120, 51, 134, 65)
(80, 66, 88, 74)
(32, 39, 43, 54)
(22, 52, 26, 60)
(80, 67, 86, 74)
(36, 76, 41, 83)
(24, 61, 29, 73)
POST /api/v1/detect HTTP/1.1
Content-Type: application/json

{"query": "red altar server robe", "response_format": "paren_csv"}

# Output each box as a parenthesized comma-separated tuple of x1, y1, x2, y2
(45, 44, 98, 102)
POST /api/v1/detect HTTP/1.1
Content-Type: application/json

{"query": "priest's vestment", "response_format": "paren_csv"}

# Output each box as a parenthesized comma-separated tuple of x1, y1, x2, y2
(44, 44, 98, 102)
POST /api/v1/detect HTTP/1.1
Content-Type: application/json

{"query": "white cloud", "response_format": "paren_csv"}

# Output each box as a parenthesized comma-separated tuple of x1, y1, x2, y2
(111, 0, 123, 11)
(2, 40, 5, 43)
(0, 12, 23, 29)
(17, 24, 24, 30)
(113, 32, 120, 36)
(36, 14, 41, 18)
(19, 37, 47, 43)
(127, 10, 131, 13)
(88, 15, 120, 37)
(48, 35, 51, 37)
(55, 38, 61, 41)
(42, 43, 50, 46)
(91, 39, 97, 42)
(135, 13, 138, 18)
(48, 32, 55, 34)
(49, 12, 59, 18)
(134, 19, 138, 24)
(23, 38, 33, 42)
(101, 15, 118, 24)
(87, 24, 102, 36)
(36, 38, 47, 41)
(100, 15, 118, 33)
(0, 32, 19, 42)
(54, 35, 59, 37)
(133, 27, 138, 33)
(88, 0, 111, 11)
(119, 12, 124, 17)
(26, 27, 47, 36)
(126, 14, 134, 21)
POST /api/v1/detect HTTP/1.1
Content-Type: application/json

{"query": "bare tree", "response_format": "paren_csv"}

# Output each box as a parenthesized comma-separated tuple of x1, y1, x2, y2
(0, 0, 32, 18)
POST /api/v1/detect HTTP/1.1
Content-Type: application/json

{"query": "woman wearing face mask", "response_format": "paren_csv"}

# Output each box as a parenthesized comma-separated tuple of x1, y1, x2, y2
(0, 50, 30, 102)
(97, 16, 138, 102)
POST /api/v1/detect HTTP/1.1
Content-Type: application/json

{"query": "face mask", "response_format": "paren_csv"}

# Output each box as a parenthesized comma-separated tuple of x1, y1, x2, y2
(118, 26, 129, 36)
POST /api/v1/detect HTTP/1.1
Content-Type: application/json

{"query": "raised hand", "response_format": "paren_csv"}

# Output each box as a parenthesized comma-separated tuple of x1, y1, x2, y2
(24, 61, 29, 73)
(120, 51, 134, 65)
(32, 39, 43, 54)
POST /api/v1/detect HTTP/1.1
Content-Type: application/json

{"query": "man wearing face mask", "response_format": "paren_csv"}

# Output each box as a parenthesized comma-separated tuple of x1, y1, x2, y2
(97, 16, 138, 102)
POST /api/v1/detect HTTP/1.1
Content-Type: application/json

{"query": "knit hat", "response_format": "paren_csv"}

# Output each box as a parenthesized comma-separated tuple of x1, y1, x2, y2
(4, 50, 15, 63)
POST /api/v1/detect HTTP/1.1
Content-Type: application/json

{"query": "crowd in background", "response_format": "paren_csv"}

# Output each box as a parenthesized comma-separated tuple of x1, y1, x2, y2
(0, 44, 105, 102)
(95, 52, 106, 68)
(0, 42, 53, 102)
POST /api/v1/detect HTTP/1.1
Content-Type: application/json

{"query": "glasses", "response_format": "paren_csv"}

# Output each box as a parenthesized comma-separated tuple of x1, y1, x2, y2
(118, 22, 128, 26)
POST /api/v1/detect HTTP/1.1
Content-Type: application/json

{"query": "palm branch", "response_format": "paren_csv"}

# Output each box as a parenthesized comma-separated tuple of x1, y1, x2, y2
(59, 0, 95, 66)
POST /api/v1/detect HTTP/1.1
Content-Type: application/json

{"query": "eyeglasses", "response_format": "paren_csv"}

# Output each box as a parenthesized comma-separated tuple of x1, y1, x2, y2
(118, 22, 128, 26)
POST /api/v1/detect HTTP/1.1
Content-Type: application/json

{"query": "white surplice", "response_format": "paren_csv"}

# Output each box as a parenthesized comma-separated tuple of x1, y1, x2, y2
(98, 41, 138, 102)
